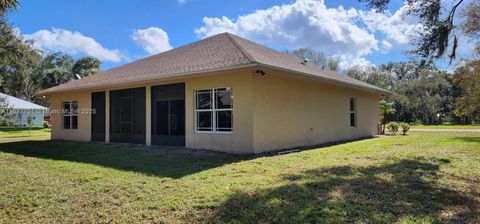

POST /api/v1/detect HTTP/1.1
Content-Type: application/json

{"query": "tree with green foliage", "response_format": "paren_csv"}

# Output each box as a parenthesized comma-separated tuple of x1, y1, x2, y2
(386, 121, 399, 135)
(380, 99, 396, 134)
(0, 95, 16, 127)
(348, 61, 455, 125)
(452, 60, 480, 123)
(0, 0, 105, 108)
(399, 122, 410, 135)
(72, 56, 102, 78)
(460, 0, 480, 56)
(1, 3, 44, 102)
(346, 65, 393, 89)
(346, 66, 368, 82)
(39, 54, 102, 89)
(0, 21, 43, 102)
(365, 67, 393, 89)
(379, 61, 452, 124)
(0, 21, 102, 105)
(0, 0, 19, 58)
(0, 0, 18, 15)
(26, 116, 33, 131)
(39, 53, 74, 89)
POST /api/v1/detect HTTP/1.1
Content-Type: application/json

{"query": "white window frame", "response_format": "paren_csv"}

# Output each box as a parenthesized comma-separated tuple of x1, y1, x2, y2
(62, 101, 78, 130)
(195, 87, 233, 134)
(349, 98, 357, 128)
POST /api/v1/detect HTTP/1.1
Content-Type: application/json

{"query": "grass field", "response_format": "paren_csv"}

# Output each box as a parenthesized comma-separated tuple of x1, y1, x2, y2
(0, 129, 479, 223)
(0, 127, 51, 141)
(411, 125, 480, 129)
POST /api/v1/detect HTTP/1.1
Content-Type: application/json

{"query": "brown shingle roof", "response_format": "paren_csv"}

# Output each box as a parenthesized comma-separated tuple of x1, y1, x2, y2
(38, 32, 389, 95)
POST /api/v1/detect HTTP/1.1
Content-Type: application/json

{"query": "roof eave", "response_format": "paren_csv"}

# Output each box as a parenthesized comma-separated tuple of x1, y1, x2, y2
(37, 62, 392, 96)
(37, 63, 259, 96)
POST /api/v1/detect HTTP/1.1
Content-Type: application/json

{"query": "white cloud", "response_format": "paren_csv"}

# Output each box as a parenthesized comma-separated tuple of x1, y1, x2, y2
(381, 40, 393, 52)
(195, 0, 420, 69)
(337, 55, 374, 69)
(359, 4, 422, 45)
(132, 27, 172, 55)
(177, 0, 186, 5)
(24, 28, 124, 62)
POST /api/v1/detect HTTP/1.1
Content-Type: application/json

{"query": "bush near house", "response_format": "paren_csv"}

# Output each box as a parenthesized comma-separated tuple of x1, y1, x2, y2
(387, 121, 399, 135)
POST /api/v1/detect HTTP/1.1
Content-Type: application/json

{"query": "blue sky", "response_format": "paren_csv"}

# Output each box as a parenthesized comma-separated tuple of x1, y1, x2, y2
(9, 0, 442, 70)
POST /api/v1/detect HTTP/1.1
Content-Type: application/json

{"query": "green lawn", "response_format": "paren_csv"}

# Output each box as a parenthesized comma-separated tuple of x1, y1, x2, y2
(411, 125, 480, 129)
(0, 130, 479, 223)
(0, 127, 51, 141)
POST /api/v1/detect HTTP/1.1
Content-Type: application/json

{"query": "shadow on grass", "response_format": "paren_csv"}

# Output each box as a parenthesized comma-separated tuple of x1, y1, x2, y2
(208, 158, 479, 223)
(0, 140, 246, 178)
(452, 137, 480, 143)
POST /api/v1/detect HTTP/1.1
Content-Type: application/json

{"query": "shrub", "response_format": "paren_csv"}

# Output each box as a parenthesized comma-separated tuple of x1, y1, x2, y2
(399, 122, 410, 135)
(0, 107, 16, 127)
(387, 122, 399, 135)
(27, 116, 33, 131)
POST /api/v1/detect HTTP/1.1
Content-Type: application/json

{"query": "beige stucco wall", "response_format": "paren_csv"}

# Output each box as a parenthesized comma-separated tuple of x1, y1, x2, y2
(50, 91, 92, 142)
(252, 72, 380, 153)
(47, 68, 380, 154)
(48, 70, 255, 154)
(184, 71, 254, 154)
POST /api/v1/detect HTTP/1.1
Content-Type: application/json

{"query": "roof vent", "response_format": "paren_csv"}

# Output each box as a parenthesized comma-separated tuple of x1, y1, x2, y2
(300, 58, 309, 65)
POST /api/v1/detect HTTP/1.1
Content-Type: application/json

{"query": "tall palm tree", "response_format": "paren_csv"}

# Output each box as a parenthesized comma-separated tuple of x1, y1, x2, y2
(380, 99, 396, 134)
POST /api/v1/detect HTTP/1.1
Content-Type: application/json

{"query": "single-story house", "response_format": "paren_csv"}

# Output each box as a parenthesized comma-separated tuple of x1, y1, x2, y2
(0, 92, 48, 127)
(38, 33, 389, 154)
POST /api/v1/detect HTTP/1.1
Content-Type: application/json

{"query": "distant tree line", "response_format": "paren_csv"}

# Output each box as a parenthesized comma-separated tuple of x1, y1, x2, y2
(346, 61, 479, 125)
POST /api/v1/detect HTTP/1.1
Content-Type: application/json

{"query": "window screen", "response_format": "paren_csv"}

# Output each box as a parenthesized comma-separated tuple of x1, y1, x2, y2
(91, 92, 106, 142)
(109, 88, 146, 144)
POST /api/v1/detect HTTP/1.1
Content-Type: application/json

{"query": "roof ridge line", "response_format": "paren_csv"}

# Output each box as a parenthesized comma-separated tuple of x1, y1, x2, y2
(224, 33, 257, 63)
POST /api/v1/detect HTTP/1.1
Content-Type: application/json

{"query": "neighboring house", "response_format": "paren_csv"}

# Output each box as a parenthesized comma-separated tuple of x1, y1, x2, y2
(38, 33, 389, 154)
(0, 93, 48, 127)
